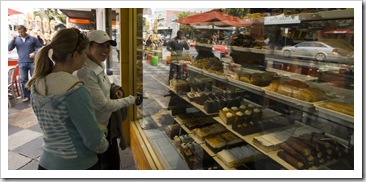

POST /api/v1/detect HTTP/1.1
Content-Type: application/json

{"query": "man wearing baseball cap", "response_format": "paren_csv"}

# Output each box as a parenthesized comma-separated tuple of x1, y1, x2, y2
(76, 30, 136, 170)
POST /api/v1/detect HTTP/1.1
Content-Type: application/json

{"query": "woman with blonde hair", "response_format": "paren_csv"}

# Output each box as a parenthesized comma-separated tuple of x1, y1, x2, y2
(26, 28, 109, 170)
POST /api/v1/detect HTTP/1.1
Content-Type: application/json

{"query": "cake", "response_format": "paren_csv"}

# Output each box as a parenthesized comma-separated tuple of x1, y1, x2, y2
(320, 101, 353, 116)
(194, 92, 207, 105)
(187, 92, 197, 102)
(230, 106, 238, 112)
(239, 104, 248, 112)
(220, 132, 243, 148)
(243, 109, 253, 122)
(252, 108, 262, 120)
(217, 145, 263, 168)
(247, 104, 256, 111)
(232, 121, 262, 136)
(192, 123, 227, 141)
(205, 135, 227, 153)
(204, 99, 220, 114)
(234, 111, 244, 123)
(219, 107, 236, 125)
(184, 117, 216, 130)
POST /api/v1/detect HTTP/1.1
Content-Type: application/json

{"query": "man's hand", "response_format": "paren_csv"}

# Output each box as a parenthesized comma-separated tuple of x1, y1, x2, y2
(13, 35, 17, 40)
(29, 53, 36, 59)
(135, 92, 143, 106)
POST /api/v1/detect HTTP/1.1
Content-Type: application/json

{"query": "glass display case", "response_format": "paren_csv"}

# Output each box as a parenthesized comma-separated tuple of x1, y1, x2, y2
(131, 8, 354, 170)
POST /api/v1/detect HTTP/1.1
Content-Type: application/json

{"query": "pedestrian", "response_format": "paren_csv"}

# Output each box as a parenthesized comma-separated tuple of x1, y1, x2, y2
(25, 28, 109, 170)
(76, 30, 138, 170)
(166, 30, 190, 81)
(8, 25, 42, 102)
(166, 30, 189, 57)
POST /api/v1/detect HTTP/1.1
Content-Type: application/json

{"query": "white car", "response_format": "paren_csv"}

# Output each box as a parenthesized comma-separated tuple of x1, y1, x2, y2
(281, 40, 353, 62)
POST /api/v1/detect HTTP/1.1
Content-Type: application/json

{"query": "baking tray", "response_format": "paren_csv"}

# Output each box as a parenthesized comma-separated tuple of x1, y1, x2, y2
(314, 101, 354, 124)
(262, 87, 315, 108)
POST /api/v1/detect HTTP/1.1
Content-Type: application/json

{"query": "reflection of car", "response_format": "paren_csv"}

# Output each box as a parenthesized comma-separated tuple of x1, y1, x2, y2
(281, 40, 353, 62)
(213, 44, 229, 57)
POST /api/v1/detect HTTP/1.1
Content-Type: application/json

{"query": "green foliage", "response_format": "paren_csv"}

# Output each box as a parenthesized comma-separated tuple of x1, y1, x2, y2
(177, 12, 193, 36)
(33, 8, 66, 24)
(223, 8, 250, 18)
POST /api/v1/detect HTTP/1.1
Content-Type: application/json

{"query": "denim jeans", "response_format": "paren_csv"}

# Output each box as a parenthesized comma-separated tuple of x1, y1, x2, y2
(19, 62, 34, 99)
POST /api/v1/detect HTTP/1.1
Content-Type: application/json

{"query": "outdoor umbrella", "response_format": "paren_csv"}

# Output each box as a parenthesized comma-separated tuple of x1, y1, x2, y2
(8, 8, 23, 16)
(174, 9, 251, 27)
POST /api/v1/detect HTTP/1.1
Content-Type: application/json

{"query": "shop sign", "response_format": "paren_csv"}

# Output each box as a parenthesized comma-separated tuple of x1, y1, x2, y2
(68, 18, 91, 24)
(264, 14, 300, 25)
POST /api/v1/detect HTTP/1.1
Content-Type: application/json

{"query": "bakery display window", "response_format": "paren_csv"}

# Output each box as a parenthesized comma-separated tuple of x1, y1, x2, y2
(133, 8, 354, 170)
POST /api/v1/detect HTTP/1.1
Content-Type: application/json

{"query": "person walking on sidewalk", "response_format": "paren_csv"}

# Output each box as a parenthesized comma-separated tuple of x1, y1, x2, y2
(76, 30, 138, 170)
(166, 30, 190, 81)
(26, 28, 109, 170)
(8, 25, 42, 102)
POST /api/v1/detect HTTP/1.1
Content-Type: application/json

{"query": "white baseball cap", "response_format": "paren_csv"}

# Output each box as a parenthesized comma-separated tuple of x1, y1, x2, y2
(87, 30, 116, 46)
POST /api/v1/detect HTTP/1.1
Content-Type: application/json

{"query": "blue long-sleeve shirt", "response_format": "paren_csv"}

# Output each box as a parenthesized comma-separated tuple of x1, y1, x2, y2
(8, 34, 42, 63)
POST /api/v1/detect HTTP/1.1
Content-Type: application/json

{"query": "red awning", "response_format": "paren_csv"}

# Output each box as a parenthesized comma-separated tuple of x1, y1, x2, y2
(8, 8, 23, 16)
(324, 30, 354, 34)
(174, 9, 251, 27)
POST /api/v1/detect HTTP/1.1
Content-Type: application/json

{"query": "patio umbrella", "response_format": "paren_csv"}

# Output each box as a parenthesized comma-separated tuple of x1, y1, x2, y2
(174, 9, 251, 27)
(8, 8, 23, 16)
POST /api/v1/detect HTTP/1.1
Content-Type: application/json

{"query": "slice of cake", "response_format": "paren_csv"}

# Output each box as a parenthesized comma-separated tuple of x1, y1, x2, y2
(205, 135, 227, 153)
(219, 107, 235, 125)
(220, 132, 243, 148)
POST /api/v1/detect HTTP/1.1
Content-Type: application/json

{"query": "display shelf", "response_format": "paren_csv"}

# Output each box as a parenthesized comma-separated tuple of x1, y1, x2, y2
(314, 101, 353, 128)
(152, 62, 351, 170)
(187, 65, 265, 95)
(188, 133, 205, 144)
(173, 115, 193, 134)
(227, 78, 265, 95)
(265, 67, 318, 82)
(262, 87, 315, 113)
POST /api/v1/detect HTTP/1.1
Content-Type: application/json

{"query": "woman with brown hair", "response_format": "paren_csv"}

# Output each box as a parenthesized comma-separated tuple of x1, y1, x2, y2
(26, 28, 109, 170)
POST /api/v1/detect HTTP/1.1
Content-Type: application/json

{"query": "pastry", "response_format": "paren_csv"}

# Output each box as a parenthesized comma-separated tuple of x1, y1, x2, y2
(220, 132, 243, 148)
(252, 108, 262, 120)
(222, 112, 235, 125)
(244, 109, 253, 122)
(205, 135, 226, 153)
(235, 111, 244, 123)
(321, 101, 354, 116)
(277, 85, 297, 97)
(277, 151, 305, 170)
(279, 143, 309, 169)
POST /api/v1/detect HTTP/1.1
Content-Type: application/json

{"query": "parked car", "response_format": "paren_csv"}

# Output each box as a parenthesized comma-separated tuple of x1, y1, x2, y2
(213, 44, 229, 57)
(281, 40, 353, 62)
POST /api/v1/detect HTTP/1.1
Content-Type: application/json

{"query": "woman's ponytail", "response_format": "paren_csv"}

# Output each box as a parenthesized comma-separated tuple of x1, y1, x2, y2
(26, 45, 54, 89)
